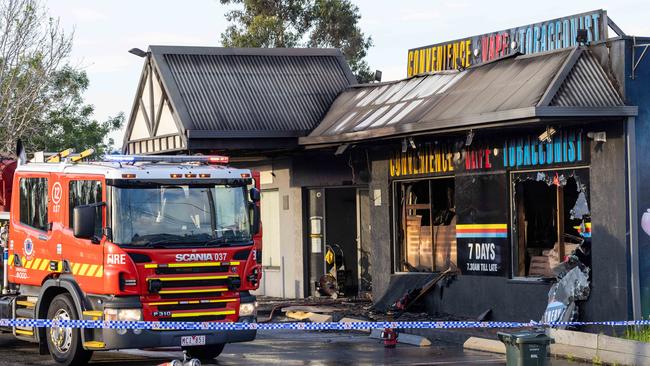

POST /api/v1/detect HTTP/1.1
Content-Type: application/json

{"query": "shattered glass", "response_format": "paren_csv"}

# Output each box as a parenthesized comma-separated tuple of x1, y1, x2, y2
(542, 264, 590, 325)
(548, 266, 590, 304)
(570, 192, 590, 219)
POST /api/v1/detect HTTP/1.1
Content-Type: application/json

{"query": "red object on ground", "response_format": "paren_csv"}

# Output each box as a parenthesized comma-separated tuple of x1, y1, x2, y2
(381, 328, 398, 348)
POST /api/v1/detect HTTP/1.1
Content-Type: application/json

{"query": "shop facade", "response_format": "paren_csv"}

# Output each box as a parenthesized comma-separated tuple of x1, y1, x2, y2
(364, 122, 629, 321)
(301, 43, 638, 321)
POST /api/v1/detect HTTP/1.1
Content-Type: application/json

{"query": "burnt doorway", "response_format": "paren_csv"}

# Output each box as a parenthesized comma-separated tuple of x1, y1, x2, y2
(305, 187, 362, 297)
(325, 188, 359, 296)
(358, 188, 372, 298)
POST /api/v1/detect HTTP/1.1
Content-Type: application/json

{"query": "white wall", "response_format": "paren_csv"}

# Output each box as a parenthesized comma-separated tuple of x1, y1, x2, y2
(260, 190, 281, 267)
(248, 158, 304, 299)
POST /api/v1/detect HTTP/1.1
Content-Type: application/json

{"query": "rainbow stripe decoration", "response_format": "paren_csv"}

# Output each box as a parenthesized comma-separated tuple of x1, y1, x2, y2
(456, 224, 508, 239)
(573, 222, 592, 238)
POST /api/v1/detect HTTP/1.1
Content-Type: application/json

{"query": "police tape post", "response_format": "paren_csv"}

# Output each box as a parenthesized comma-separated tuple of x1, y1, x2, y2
(0, 318, 647, 330)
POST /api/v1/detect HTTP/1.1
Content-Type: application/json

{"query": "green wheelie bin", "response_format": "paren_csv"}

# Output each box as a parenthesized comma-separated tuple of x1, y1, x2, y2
(497, 330, 554, 366)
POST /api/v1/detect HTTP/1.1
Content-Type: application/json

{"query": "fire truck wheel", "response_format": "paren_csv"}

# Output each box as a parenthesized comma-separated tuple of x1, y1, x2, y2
(182, 344, 225, 361)
(45, 293, 93, 366)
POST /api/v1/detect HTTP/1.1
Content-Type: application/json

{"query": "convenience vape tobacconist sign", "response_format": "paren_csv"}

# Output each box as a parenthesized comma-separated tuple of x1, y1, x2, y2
(407, 10, 608, 77)
(388, 130, 588, 276)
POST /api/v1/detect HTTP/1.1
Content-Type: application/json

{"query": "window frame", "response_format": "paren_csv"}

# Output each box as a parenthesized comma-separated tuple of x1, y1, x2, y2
(106, 183, 252, 248)
(508, 165, 591, 280)
(18, 176, 50, 233)
(67, 179, 104, 237)
(391, 174, 456, 274)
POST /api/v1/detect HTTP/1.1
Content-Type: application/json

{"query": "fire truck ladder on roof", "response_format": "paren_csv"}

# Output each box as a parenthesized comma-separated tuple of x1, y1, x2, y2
(103, 155, 230, 165)
(33, 148, 95, 163)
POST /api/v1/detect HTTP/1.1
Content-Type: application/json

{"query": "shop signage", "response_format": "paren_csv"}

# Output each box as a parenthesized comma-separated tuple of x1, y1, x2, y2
(464, 147, 495, 171)
(454, 174, 508, 276)
(389, 145, 455, 177)
(388, 129, 587, 178)
(456, 224, 507, 274)
(407, 10, 607, 77)
(502, 130, 585, 169)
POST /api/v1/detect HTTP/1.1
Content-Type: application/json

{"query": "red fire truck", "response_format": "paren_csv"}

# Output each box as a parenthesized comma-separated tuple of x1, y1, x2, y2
(0, 150, 262, 365)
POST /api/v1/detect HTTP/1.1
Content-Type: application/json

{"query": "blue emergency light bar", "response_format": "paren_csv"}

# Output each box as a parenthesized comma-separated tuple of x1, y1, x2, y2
(104, 155, 229, 164)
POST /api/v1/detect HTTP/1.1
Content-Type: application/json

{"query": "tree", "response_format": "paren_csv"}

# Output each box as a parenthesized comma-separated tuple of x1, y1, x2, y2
(220, 0, 374, 82)
(0, 0, 122, 157)
(29, 67, 125, 156)
(0, 0, 72, 154)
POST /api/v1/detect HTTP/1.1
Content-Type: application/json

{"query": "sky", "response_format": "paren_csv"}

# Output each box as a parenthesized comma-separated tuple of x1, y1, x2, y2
(46, 0, 650, 148)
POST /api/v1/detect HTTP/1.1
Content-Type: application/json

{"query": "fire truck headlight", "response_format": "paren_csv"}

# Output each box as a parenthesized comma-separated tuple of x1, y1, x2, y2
(104, 308, 142, 322)
(238, 302, 257, 317)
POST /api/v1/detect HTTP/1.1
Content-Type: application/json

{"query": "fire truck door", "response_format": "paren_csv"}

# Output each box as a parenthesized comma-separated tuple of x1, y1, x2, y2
(60, 178, 105, 290)
(9, 173, 54, 286)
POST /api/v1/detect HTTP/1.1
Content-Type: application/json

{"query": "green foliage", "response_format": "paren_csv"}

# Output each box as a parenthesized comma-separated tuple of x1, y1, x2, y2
(0, 0, 74, 153)
(28, 67, 125, 156)
(0, 0, 123, 157)
(220, 0, 374, 82)
(624, 324, 650, 343)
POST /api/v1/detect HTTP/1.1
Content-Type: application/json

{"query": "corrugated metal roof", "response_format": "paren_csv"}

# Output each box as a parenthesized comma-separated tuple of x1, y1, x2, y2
(551, 51, 624, 107)
(302, 47, 628, 145)
(150, 46, 355, 135)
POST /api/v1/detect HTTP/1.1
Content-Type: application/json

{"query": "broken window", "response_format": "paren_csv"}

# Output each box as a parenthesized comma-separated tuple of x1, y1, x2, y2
(513, 169, 591, 278)
(395, 177, 456, 272)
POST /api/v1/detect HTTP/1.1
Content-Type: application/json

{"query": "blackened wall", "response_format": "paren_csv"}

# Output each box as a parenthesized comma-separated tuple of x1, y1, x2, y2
(581, 122, 629, 321)
(367, 122, 630, 322)
(368, 149, 392, 300)
(426, 277, 551, 321)
(291, 152, 359, 188)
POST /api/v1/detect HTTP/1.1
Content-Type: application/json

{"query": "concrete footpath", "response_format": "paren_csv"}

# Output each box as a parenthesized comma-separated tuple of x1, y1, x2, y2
(464, 328, 650, 366)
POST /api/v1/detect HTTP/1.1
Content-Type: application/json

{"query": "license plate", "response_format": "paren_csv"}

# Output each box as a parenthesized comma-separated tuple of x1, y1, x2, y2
(181, 335, 206, 346)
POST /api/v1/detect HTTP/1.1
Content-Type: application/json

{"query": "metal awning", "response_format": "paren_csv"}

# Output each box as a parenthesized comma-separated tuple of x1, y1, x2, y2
(300, 47, 637, 146)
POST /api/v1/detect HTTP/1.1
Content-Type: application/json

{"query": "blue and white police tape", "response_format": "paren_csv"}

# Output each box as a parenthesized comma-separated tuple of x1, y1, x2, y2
(1, 319, 650, 330)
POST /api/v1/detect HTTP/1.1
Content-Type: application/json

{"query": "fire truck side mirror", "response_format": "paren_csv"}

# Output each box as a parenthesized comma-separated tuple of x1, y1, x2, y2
(73, 202, 104, 240)
(249, 203, 260, 235)
(249, 187, 260, 202)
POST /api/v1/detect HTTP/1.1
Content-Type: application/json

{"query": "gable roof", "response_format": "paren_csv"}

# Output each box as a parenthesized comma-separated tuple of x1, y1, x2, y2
(300, 47, 634, 146)
(123, 46, 356, 154)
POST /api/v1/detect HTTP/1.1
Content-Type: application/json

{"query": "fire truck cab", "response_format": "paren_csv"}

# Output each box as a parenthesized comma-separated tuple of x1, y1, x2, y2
(0, 153, 262, 365)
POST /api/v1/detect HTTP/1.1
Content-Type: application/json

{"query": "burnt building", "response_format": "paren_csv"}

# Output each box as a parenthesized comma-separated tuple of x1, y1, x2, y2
(122, 9, 650, 323)
(297, 9, 650, 323)
(301, 45, 636, 321)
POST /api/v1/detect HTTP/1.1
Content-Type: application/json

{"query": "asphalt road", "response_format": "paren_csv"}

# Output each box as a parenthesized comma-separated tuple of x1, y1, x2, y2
(0, 330, 589, 366)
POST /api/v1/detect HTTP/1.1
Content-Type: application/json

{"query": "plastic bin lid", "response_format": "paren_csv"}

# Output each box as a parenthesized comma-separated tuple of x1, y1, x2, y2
(497, 331, 554, 344)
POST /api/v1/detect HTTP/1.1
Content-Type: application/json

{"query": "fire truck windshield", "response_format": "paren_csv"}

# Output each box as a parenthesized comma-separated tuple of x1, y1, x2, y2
(109, 184, 252, 248)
